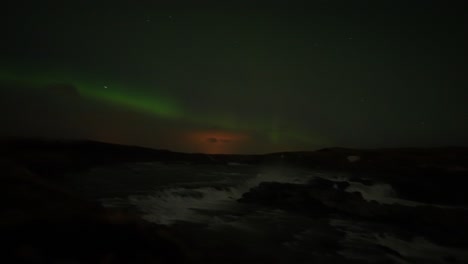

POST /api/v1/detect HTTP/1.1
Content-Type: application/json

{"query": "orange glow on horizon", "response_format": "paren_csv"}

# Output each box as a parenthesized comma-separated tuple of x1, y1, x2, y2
(185, 130, 250, 154)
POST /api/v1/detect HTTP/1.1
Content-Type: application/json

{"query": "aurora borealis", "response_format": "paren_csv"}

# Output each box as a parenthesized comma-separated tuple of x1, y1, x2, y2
(1, 1, 467, 153)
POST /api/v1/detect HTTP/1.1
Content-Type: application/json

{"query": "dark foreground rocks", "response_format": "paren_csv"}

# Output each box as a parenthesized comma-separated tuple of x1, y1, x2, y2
(2, 139, 467, 208)
(239, 177, 468, 249)
(265, 147, 468, 207)
(0, 160, 188, 263)
(1, 139, 468, 263)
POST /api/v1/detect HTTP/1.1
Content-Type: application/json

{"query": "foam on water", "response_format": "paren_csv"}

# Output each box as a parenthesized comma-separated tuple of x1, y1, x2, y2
(376, 234, 468, 263)
(129, 186, 240, 225)
(96, 162, 465, 228)
(331, 219, 468, 264)
(128, 166, 313, 225)
(313, 172, 465, 208)
(343, 180, 468, 209)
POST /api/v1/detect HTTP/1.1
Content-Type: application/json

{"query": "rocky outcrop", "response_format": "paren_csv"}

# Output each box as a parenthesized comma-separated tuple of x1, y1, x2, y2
(2, 138, 468, 262)
(0, 160, 188, 263)
(239, 177, 468, 248)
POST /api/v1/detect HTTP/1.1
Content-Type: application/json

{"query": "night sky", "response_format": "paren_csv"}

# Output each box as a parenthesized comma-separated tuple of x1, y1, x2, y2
(1, 0, 467, 154)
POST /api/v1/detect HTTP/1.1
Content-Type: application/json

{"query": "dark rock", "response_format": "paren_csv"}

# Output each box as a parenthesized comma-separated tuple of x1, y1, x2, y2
(309, 177, 350, 191)
(239, 182, 330, 214)
(0, 161, 188, 263)
(239, 178, 468, 248)
(386, 171, 468, 206)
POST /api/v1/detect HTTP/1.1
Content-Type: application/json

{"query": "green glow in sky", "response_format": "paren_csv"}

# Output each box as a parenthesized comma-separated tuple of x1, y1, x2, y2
(0, 69, 330, 148)
(75, 84, 183, 119)
(0, 70, 183, 119)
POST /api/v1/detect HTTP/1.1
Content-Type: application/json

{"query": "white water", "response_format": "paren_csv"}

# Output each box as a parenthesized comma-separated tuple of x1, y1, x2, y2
(100, 163, 464, 225)
(128, 166, 313, 225)
(376, 234, 468, 263)
(79, 162, 467, 263)
(331, 219, 468, 263)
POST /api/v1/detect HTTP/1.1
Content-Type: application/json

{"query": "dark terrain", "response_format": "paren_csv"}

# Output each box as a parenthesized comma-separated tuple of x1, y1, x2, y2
(1, 138, 467, 263)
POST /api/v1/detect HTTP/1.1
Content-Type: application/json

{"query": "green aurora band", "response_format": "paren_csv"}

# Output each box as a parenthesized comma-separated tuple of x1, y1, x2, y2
(0, 70, 330, 147)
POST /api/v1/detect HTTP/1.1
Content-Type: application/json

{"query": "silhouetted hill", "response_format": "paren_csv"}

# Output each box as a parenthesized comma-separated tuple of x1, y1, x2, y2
(1, 138, 468, 263)
(2, 138, 468, 179)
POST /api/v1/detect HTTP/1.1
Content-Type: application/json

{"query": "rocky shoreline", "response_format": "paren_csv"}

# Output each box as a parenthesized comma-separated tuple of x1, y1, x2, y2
(1, 139, 467, 263)
(0, 160, 190, 263)
(239, 177, 468, 248)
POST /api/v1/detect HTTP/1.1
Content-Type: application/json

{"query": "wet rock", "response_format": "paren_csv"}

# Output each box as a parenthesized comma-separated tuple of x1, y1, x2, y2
(239, 182, 331, 214)
(239, 177, 468, 249)
(0, 161, 188, 263)
(310, 177, 350, 191)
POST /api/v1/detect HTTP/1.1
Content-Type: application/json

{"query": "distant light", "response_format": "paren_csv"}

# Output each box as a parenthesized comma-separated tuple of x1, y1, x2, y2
(104, 86, 108, 89)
